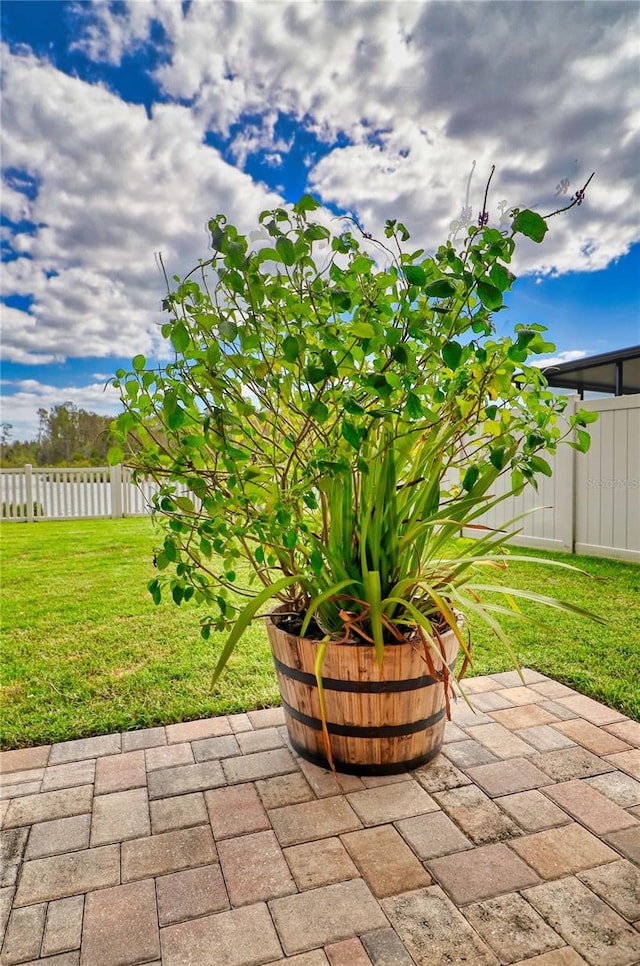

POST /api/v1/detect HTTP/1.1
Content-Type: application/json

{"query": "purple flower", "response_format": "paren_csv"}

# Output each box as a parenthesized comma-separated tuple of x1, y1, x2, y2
(478, 210, 489, 227)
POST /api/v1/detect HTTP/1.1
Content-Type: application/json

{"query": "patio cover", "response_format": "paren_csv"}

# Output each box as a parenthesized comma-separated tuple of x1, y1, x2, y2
(542, 345, 640, 397)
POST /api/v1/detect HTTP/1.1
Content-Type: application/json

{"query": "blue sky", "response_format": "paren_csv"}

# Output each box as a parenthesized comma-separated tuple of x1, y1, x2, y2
(2, 0, 639, 439)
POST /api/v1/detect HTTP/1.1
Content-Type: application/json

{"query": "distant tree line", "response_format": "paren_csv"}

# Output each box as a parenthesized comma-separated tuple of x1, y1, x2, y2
(1, 403, 114, 467)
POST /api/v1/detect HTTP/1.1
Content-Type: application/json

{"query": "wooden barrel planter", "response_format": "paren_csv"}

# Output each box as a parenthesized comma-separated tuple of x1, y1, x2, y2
(266, 611, 459, 775)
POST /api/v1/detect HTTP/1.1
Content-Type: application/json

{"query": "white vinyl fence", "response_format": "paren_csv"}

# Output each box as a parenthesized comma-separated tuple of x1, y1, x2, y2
(0, 465, 166, 522)
(463, 395, 640, 563)
(2, 394, 638, 561)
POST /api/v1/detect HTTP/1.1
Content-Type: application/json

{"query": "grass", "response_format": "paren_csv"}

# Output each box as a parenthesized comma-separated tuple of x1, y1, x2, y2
(1, 517, 638, 749)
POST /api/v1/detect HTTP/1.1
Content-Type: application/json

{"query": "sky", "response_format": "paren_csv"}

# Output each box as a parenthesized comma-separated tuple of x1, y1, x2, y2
(1, 0, 639, 441)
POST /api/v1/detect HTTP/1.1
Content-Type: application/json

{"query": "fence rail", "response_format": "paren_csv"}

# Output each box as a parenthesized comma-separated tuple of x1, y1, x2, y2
(2, 394, 639, 561)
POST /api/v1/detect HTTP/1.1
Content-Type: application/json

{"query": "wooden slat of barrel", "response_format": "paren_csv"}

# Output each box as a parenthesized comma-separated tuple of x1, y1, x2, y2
(266, 613, 458, 775)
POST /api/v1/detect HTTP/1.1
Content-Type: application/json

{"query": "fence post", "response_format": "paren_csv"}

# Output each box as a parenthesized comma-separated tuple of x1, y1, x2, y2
(555, 396, 577, 552)
(111, 463, 123, 519)
(25, 464, 34, 523)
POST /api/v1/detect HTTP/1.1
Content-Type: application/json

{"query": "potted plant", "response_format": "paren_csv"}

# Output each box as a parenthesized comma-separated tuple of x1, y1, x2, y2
(110, 173, 600, 774)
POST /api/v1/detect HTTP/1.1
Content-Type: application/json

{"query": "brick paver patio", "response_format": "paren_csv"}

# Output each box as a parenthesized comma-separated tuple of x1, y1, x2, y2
(1, 669, 639, 965)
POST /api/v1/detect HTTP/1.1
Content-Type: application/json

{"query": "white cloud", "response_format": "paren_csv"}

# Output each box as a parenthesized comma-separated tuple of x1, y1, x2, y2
(533, 350, 589, 369)
(1, 44, 282, 364)
(67, 0, 639, 279)
(2, 0, 639, 381)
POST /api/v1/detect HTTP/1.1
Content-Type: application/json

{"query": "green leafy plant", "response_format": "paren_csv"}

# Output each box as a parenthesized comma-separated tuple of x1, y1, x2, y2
(110, 174, 602, 693)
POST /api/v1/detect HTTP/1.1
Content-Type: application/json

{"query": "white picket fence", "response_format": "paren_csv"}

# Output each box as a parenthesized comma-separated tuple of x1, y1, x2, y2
(0, 465, 165, 522)
(462, 395, 640, 563)
(2, 394, 638, 561)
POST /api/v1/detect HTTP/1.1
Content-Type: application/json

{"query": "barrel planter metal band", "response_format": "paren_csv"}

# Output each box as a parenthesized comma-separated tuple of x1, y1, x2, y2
(266, 611, 459, 775)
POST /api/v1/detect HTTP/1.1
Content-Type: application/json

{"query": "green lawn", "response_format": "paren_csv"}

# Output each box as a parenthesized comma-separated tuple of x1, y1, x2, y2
(1, 517, 638, 749)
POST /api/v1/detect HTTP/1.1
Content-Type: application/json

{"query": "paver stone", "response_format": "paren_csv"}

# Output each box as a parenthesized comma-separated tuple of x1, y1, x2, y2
(156, 864, 229, 926)
(381, 885, 499, 964)
(544, 779, 638, 835)
(396, 809, 473, 859)
(511, 948, 588, 965)
(222, 749, 297, 784)
(604, 826, 640, 864)
(0, 746, 50, 774)
(463, 892, 565, 964)
(150, 792, 208, 833)
(530, 747, 615, 781)
(247, 707, 286, 729)
(191, 735, 240, 762)
(509, 823, 618, 879)
(267, 952, 329, 966)
(269, 797, 361, 847)
(605, 750, 640, 781)
(494, 789, 571, 832)
(145, 743, 194, 772)
(605, 720, 640, 747)
(524, 875, 640, 966)
(341, 825, 431, 897)
(205, 783, 270, 839)
(3, 785, 93, 828)
(236, 728, 285, 755)
(441, 739, 498, 768)
(0, 886, 15, 949)
(552, 719, 633, 756)
(488, 706, 559, 730)
(269, 879, 387, 955)
(90, 787, 151, 845)
(325, 937, 371, 966)
(554, 694, 626, 726)
(297, 759, 365, 798)
(41, 895, 84, 957)
(1, 903, 47, 965)
(466, 757, 553, 797)
(160, 902, 282, 966)
(488, 669, 547, 686)
(585, 772, 640, 808)
(464, 691, 516, 712)
(462, 722, 535, 758)
(147, 760, 225, 799)
(255, 773, 314, 809)
(433, 784, 520, 844)
(41, 761, 96, 792)
(165, 716, 232, 743)
(0, 829, 28, 870)
(217, 829, 296, 906)
(498, 686, 548, 705)
(578, 859, 640, 922)
(426, 842, 541, 905)
(14, 845, 120, 906)
(25, 814, 91, 859)
(512, 726, 576, 752)
(121, 726, 166, 751)
(49, 734, 120, 765)
(94, 750, 146, 793)
(121, 825, 216, 881)
(283, 837, 359, 891)
(81, 879, 159, 966)
(346, 780, 438, 826)
(361, 928, 415, 966)
(412, 756, 471, 793)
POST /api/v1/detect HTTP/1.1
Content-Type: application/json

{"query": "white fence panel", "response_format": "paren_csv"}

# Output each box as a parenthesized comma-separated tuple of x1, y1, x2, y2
(574, 396, 640, 561)
(1, 465, 196, 522)
(462, 395, 639, 562)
